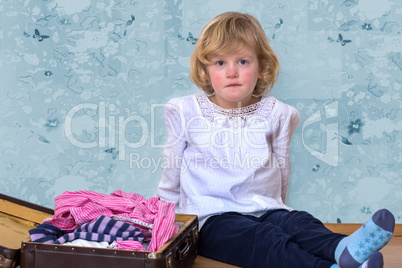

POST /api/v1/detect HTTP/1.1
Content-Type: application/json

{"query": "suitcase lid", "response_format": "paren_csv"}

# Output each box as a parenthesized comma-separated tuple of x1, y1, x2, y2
(0, 194, 53, 250)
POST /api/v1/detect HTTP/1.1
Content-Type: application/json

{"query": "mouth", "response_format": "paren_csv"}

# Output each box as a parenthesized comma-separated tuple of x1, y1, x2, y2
(226, 83, 241, 87)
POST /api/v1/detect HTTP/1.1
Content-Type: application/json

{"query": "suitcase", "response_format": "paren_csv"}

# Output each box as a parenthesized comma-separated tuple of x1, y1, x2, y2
(0, 193, 54, 268)
(0, 193, 198, 268)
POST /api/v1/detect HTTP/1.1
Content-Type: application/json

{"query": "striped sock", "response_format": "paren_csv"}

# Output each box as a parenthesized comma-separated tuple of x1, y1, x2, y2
(360, 252, 384, 268)
(334, 209, 394, 268)
(332, 252, 384, 268)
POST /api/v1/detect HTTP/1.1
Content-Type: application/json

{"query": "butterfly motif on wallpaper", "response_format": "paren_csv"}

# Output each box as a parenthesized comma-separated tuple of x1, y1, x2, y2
(178, 32, 198, 44)
(328, 33, 352, 46)
(124, 15, 135, 36)
(33, 29, 49, 42)
(105, 148, 119, 160)
(23, 29, 49, 42)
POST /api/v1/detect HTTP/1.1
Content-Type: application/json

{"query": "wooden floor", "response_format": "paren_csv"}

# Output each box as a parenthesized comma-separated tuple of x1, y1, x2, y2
(192, 227, 402, 268)
(381, 237, 402, 267)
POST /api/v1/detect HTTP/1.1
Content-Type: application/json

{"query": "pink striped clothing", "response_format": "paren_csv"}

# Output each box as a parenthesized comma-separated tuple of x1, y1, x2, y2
(44, 190, 178, 252)
(112, 240, 146, 251)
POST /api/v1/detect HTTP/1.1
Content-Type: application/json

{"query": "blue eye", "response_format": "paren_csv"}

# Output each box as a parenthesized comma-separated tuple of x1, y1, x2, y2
(216, 61, 224, 66)
(239, 60, 247, 65)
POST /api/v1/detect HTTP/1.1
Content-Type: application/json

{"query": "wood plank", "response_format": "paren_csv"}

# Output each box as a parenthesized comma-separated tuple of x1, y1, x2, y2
(0, 212, 35, 249)
(381, 237, 402, 268)
(192, 225, 402, 268)
(193, 238, 402, 268)
(193, 256, 239, 268)
(0, 199, 53, 224)
(325, 223, 402, 236)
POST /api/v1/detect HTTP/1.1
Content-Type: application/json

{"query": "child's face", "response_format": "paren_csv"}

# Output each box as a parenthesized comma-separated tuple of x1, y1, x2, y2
(206, 48, 261, 108)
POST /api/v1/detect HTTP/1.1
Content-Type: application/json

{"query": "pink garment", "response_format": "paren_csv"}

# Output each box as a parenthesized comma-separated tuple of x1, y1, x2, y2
(114, 240, 146, 251)
(44, 190, 178, 252)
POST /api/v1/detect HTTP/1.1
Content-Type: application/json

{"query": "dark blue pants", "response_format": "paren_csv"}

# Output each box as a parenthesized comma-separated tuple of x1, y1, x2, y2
(198, 209, 346, 268)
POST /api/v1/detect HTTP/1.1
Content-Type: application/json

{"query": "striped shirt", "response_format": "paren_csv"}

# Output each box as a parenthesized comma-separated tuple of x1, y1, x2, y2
(30, 215, 145, 251)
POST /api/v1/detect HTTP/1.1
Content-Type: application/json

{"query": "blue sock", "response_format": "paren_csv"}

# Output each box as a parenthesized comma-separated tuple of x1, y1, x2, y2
(334, 209, 394, 268)
(331, 252, 384, 268)
(363, 252, 384, 268)
(332, 252, 384, 268)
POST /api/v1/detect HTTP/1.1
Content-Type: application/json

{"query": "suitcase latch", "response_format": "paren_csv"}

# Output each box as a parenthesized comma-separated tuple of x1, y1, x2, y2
(175, 234, 191, 261)
(166, 252, 173, 268)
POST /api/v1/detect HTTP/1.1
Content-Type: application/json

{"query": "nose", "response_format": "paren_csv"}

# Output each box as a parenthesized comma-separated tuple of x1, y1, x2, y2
(226, 63, 238, 78)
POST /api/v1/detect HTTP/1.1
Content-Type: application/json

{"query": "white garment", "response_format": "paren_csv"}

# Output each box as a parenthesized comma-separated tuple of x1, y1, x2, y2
(63, 239, 109, 248)
(156, 94, 300, 228)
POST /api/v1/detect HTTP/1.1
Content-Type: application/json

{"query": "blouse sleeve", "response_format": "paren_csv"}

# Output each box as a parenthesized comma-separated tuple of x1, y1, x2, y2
(155, 98, 187, 206)
(271, 103, 300, 203)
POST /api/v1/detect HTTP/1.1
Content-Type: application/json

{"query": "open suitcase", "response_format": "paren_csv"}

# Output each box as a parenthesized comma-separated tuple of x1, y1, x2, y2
(0, 193, 54, 268)
(0, 193, 199, 268)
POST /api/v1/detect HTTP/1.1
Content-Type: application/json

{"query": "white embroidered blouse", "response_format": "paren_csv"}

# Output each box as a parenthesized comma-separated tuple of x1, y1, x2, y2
(155, 94, 300, 228)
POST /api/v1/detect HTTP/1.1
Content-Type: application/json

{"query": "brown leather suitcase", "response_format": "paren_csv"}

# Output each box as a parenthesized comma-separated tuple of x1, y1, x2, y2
(0, 193, 54, 268)
(1, 193, 199, 268)
(9, 195, 198, 268)
(21, 213, 198, 268)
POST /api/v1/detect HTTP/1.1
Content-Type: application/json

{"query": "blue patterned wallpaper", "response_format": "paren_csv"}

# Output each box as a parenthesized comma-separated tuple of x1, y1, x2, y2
(0, 0, 401, 223)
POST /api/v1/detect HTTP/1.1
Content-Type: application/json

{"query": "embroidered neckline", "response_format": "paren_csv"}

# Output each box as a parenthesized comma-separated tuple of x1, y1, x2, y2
(195, 94, 276, 128)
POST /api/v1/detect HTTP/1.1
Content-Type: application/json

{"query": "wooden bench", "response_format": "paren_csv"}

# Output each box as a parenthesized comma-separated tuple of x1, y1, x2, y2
(2, 196, 401, 267)
(192, 224, 402, 268)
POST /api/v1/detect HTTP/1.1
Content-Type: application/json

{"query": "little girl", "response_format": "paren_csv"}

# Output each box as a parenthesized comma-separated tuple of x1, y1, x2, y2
(156, 12, 395, 268)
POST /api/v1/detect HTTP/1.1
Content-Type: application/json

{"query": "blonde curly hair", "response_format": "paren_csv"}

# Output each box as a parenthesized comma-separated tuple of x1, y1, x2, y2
(189, 12, 280, 96)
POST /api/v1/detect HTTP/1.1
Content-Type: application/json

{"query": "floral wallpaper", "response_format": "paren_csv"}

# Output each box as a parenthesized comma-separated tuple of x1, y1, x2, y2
(0, 0, 401, 224)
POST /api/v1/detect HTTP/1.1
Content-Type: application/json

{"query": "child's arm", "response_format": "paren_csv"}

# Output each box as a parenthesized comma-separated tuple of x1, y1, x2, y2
(272, 103, 300, 203)
(155, 99, 187, 206)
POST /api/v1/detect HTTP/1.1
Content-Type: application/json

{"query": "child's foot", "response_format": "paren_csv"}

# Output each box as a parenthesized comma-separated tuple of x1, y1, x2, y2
(334, 209, 394, 268)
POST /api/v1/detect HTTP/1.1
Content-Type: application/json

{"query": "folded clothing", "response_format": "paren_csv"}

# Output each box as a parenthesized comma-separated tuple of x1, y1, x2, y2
(64, 239, 109, 248)
(30, 215, 144, 245)
(42, 190, 178, 252)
